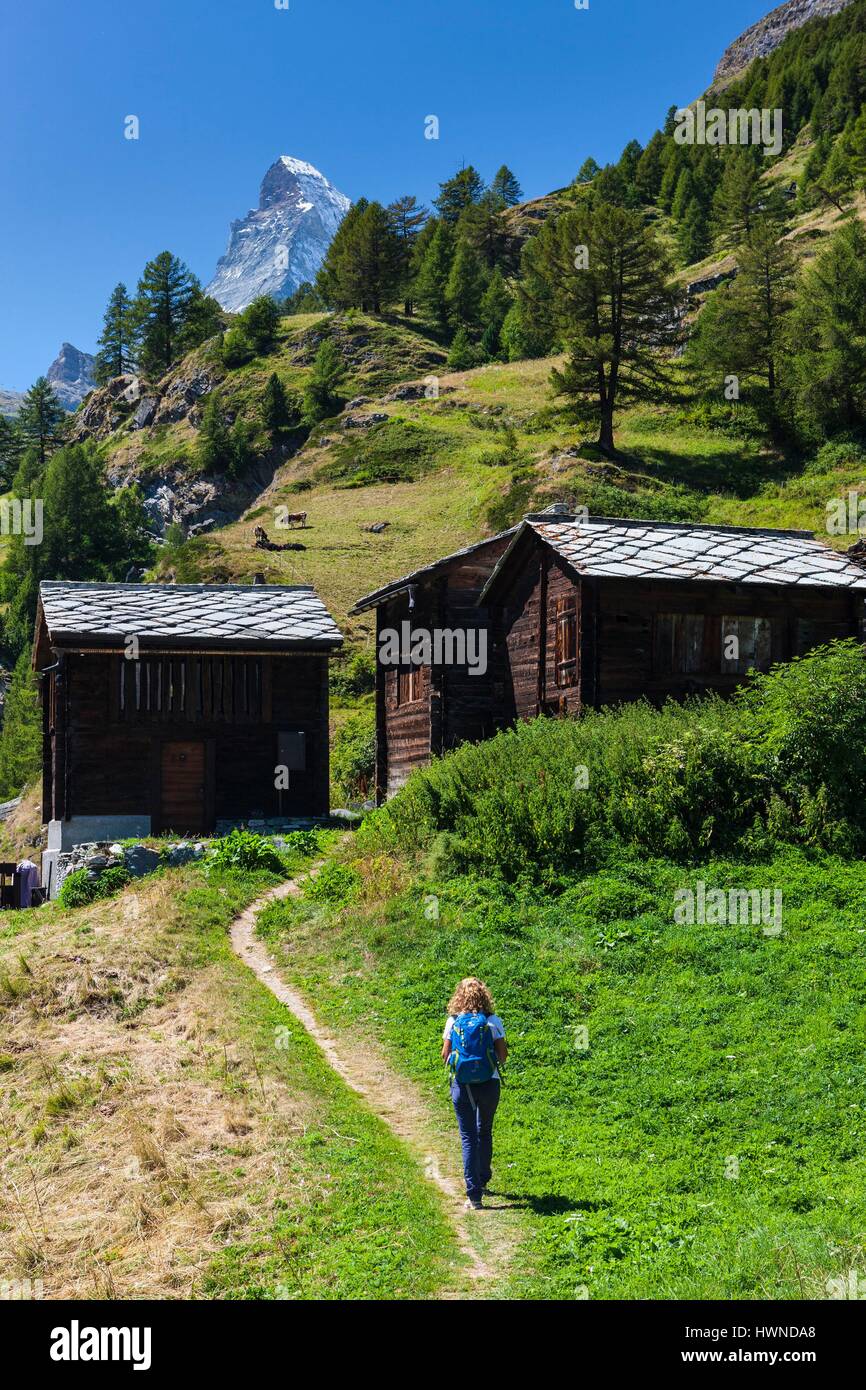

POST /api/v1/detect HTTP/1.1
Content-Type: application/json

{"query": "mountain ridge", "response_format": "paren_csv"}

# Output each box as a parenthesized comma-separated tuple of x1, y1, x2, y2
(206, 156, 351, 313)
(712, 0, 855, 86)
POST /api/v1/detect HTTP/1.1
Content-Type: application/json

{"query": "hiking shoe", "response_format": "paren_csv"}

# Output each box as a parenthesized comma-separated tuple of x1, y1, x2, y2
(464, 1198, 483, 1211)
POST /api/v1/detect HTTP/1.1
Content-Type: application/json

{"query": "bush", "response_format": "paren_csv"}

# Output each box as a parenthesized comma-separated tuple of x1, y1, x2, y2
(58, 865, 131, 908)
(356, 642, 866, 880)
(332, 710, 376, 802)
(329, 649, 376, 698)
(208, 828, 284, 874)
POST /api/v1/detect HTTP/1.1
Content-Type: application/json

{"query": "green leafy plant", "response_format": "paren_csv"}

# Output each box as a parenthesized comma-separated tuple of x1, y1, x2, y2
(208, 828, 284, 874)
(58, 865, 131, 908)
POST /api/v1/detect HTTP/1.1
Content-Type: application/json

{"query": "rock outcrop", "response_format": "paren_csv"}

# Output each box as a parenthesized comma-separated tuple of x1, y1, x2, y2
(47, 342, 97, 411)
(712, 0, 854, 88)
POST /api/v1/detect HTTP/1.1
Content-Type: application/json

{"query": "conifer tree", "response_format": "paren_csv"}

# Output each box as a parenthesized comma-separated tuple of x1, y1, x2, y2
(95, 283, 136, 383)
(133, 251, 198, 379)
(788, 218, 866, 439)
(0, 415, 22, 490)
(386, 196, 429, 314)
(414, 222, 455, 334)
(491, 165, 523, 206)
(434, 166, 485, 223)
(521, 204, 677, 452)
(17, 377, 64, 467)
(445, 238, 486, 330)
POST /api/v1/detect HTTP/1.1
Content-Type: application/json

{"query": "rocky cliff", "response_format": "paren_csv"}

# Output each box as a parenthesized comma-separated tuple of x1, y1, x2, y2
(206, 156, 351, 313)
(1, 341, 96, 416)
(46, 341, 97, 411)
(713, 0, 855, 87)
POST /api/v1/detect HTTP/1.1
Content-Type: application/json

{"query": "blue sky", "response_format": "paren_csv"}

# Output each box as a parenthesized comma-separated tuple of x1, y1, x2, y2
(1, 0, 774, 390)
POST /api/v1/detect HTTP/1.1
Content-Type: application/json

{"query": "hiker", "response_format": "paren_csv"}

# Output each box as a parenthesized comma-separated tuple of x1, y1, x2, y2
(442, 977, 508, 1211)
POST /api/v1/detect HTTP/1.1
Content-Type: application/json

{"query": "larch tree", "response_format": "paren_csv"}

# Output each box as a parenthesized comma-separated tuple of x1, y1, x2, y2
(521, 203, 678, 453)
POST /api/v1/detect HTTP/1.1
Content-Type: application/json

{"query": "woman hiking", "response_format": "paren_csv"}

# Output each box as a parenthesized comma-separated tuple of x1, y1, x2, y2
(442, 977, 508, 1211)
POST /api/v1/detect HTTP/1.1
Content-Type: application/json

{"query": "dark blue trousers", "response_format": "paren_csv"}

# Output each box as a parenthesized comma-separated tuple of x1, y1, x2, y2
(451, 1077, 501, 1201)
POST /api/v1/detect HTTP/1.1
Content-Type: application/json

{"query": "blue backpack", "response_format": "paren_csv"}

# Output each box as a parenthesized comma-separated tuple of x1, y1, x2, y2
(449, 1011, 496, 1084)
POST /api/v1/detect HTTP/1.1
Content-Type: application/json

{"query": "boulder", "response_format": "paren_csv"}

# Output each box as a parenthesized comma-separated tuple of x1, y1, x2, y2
(123, 845, 161, 878)
(342, 412, 388, 430)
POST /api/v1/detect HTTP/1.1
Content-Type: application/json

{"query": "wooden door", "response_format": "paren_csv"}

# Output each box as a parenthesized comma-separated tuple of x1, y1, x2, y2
(160, 741, 206, 834)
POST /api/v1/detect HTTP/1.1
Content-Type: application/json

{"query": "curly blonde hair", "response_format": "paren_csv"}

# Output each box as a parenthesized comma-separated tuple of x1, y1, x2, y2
(448, 977, 495, 1017)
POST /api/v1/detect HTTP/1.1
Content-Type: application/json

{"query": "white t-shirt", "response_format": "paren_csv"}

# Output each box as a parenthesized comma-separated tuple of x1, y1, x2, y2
(444, 1014, 506, 1080)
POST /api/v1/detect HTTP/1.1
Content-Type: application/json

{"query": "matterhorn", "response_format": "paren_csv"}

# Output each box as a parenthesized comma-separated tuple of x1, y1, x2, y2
(206, 156, 350, 312)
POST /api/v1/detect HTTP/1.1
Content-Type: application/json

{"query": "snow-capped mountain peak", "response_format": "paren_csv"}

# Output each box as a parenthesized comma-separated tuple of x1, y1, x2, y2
(206, 156, 350, 312)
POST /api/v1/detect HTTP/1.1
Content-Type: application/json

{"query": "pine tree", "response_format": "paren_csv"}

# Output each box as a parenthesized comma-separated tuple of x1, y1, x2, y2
(521, 204, 677, 452)
(634, 132, 666, 203)
(0, 415, 22, 490)
(196, 393, 233, 472)
(788, 218, 866, 439)
(459, 189, 509, 268)
(179, 288, 224, 354)
(689, 214, 795, 413)
(434, 166, 485, 223)
(678, 197, 711, 265)
(95, 283, 136, 384)
(386, 196, 429, 314)
(17, 377, 64, 467)
(445, 238, 486, 330)
(491, 165, 523, 206)
(1, 442, 151, 657)
(447, 326, 482, 370)
(302, 338, 346, 423)
(414, 222, 455, 334)
(261, 373, 299, 438)
(575, 157, 601, 185)
(133, 251, 198, 379)
(713, 152, 764, 248)
(479, 269, 513, 356)
(316, 200, 400, 312)
(671, 168, 695, 223)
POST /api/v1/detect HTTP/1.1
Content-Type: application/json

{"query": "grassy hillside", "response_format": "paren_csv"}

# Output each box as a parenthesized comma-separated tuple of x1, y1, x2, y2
(254, 644, 866, 1299)
(126, 312, 865, 648)
(0, 847, 462, 1299)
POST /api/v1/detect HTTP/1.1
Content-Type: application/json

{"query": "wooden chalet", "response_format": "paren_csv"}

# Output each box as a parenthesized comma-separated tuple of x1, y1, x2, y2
(355, 510, 866, 801)
(351, 530, 515, 798)
(34, 581, 343, 851)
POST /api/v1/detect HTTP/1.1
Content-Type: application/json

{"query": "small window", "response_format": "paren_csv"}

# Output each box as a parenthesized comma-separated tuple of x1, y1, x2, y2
(554, 599, 578, 688)
(721, 616, 772, 673)
(654, 614, 705, 675)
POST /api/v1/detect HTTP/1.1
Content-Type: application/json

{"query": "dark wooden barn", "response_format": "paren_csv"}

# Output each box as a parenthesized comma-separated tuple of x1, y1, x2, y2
(34, 581, 343, 850)
(356, 511, 866, 800)
(481, 514, 866, 720)
(351, 530, 515, 799)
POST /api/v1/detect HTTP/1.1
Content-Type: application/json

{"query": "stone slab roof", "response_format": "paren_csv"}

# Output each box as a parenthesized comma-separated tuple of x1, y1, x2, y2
(351, 528, 518, 613)
(480, 516, 866, 597)
(38, 582, 343, 651)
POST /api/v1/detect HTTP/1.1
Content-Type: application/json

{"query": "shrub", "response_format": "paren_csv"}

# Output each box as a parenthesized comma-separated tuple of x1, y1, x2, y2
(208, 828, 284, 874)
(58, 865, 131, 908)
(356, 642, 866, 880)
(329, 650, 376, 699)
(332, 710, 376, 802)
